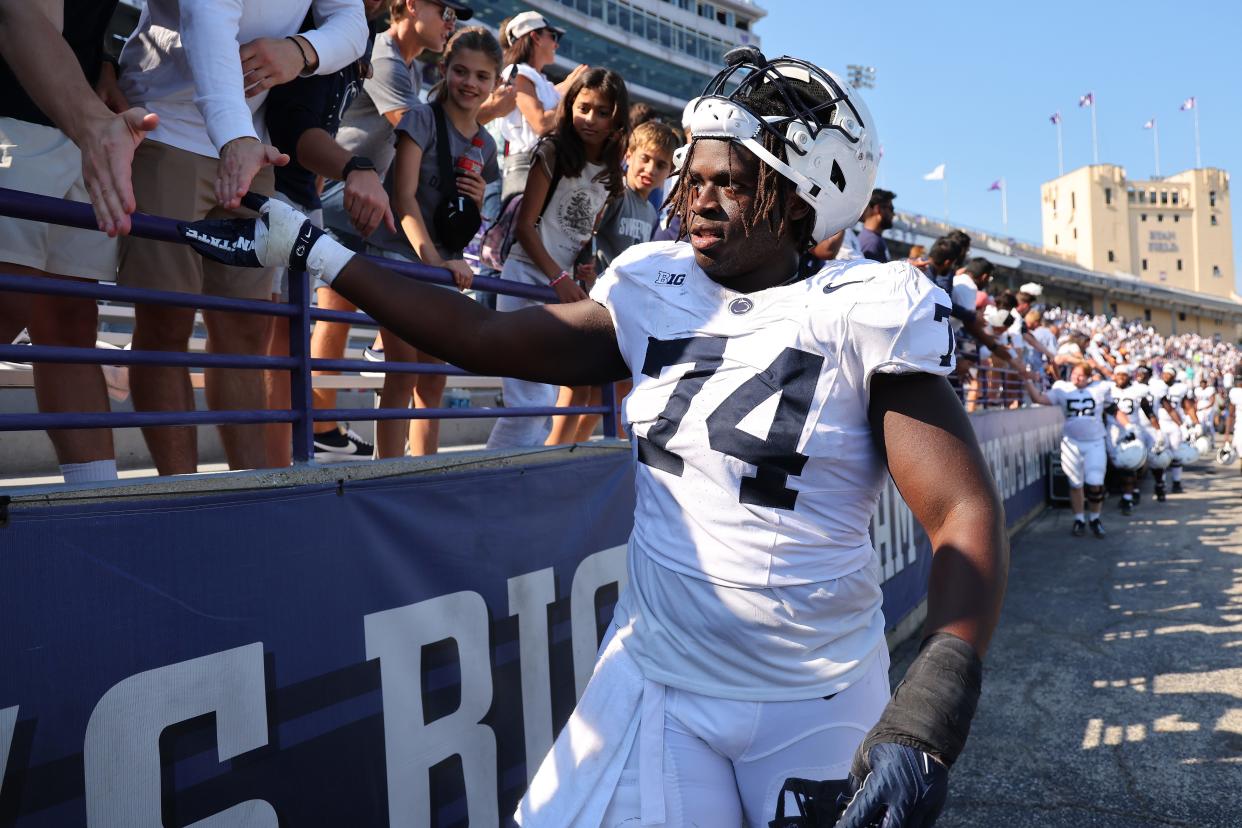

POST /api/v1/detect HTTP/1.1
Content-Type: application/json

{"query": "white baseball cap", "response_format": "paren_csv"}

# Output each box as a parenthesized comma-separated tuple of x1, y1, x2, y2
(507, 11, 565, 41)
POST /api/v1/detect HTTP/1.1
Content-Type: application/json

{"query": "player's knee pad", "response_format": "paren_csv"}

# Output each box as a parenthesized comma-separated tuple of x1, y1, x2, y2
(1085, 484, 1106, 505)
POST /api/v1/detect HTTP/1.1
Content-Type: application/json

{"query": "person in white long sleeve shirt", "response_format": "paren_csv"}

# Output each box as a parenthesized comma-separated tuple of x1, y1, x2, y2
(116, 0, 365, 476)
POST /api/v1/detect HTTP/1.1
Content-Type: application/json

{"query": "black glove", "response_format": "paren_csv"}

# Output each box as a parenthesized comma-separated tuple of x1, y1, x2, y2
(838, 634, 983, 828)
(835, 743, 948, 827)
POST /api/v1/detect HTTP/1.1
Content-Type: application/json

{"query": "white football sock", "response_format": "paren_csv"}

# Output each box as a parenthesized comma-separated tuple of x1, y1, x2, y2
(61, 459, 118, 484)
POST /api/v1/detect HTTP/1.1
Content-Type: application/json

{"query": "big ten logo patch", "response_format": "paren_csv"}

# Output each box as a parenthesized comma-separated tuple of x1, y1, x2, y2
(655, 271, 686, 286)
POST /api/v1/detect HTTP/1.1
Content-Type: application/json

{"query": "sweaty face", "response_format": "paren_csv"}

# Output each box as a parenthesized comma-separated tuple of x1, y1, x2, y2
(683, 138, 801, 291)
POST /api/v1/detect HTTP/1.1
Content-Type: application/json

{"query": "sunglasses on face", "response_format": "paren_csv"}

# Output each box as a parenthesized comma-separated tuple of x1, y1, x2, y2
(541, 28, 563, 43)
(424, 1, 456, 24)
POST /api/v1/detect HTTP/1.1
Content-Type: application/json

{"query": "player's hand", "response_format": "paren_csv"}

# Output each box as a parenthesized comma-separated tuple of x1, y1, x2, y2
(179, 192, 307, 269)
(992, 345, 1012, 361)
(216, 137, 288, 209)
(445, 259, 474, 292)
(835, 743, 949, 828)
(240, 36, 310, 97)
(455, 169, 486, 211)
(78, 106, 159, 237)
(344, 169, 396, 237)
(553, 276, 589, 304)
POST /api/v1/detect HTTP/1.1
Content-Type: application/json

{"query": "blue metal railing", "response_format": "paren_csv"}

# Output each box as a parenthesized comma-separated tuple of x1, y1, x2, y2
(0, 187, 619, 466)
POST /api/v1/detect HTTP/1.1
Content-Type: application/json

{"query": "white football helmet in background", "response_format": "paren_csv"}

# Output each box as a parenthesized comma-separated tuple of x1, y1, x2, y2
(1173, 441, 1200, 465)
(1217, 443, 1237, 466)
(678, 47, 879, 242)
(1147, 445, 1173, 470)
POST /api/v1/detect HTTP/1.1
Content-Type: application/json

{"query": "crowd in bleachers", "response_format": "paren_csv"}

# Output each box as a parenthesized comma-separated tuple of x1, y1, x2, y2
(0, 0, 1238, 485)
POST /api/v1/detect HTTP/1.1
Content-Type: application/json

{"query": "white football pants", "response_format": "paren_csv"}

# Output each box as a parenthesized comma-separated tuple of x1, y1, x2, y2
(1061, 435, 1107, 488)
(600, 651, 891, 828)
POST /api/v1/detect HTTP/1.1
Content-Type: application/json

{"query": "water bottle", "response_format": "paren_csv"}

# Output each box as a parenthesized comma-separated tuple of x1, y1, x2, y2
(455, 136, 486, 177)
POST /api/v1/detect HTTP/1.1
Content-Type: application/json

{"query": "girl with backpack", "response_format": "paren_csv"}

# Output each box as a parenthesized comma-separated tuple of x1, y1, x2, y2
(366, 26, 502, 456)
(485, 67, 629, 450)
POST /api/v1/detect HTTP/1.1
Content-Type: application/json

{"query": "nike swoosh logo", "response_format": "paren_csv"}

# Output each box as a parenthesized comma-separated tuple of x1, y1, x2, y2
(822, 280, 865, 294)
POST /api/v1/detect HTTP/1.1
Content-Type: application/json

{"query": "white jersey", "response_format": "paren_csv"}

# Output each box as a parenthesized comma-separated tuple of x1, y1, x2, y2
(1231, 387, 1242, 410)
(1047, 380, 1112, 442)
(1111, 381, 1151, 427)
(591, 243, 955, 698)
(1152, 379, 1188, 426)
(1194, 386, 1216, 413)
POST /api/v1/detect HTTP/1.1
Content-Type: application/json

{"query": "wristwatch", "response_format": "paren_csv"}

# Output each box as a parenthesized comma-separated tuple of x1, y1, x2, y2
(342, 156, 376, 180)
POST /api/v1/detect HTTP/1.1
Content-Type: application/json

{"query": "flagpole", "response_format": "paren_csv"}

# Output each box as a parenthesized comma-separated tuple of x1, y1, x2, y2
(1001, 178, 1008, 231)
(1090, 102, 1099, 164)
(1056, 119, 1064, 176)
(943, 177, 949, 223)
(1153, 119, 1161, 177)
(1193, 105, 1201, 168)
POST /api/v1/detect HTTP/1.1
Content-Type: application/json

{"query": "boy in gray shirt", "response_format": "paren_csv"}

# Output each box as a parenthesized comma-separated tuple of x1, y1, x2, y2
(595, 121, 677, 271)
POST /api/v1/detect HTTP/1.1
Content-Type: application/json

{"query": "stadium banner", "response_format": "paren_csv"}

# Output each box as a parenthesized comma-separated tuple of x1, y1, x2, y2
(0, 407, 1061, 826)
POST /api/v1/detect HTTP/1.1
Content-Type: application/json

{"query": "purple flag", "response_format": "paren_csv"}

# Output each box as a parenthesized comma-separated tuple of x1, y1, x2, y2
(1078, 92, 1094, 107)
(1049, 112, 1061, 125)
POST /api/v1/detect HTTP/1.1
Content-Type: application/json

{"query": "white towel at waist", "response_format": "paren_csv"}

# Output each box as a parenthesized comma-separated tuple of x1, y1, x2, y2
(516, 624, 667, 826)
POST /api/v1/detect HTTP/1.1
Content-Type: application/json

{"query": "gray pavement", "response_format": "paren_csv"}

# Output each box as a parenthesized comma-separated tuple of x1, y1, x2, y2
(897, 463, 1242, 827)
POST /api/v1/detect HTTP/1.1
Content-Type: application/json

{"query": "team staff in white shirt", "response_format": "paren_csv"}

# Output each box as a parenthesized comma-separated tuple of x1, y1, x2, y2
(1024, 364, 1129, 537)
(180, 48, 1009, 828)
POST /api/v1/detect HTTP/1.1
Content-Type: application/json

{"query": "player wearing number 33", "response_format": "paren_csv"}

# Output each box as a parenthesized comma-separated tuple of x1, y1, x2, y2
(180, 47, 1008, 828)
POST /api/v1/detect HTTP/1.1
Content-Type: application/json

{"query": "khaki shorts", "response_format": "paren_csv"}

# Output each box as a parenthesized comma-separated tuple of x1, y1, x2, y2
(0, 117, 119, 281)
(119, 139, 275, 300)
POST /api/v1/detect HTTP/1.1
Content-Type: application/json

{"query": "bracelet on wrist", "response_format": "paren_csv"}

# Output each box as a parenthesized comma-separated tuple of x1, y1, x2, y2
(549, 271, 571, 288)
(286, 36, 313, 76)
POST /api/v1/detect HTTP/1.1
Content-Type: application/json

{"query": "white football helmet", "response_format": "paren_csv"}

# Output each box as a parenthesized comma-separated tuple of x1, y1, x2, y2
(1173, 441, 1200, 465)
(1111, 431, 1147, 471)
(1218, 443, 1238, 465)
(1147, 446, 1173, 470)
(1194, 434, 1213, 459)
(677, 47, 878, 242)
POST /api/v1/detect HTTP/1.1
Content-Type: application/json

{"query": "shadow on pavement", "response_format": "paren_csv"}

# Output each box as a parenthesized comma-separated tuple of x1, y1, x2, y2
(911, 462, 1242, 827)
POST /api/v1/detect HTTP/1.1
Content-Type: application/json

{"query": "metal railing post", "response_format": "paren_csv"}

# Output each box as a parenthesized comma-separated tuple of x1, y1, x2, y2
(601, 382, 618, 439)
(288, 268, 315, 463)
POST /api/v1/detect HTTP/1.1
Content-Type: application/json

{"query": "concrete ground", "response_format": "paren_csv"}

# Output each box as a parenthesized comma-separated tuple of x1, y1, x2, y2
(891, 463, 1242, 826)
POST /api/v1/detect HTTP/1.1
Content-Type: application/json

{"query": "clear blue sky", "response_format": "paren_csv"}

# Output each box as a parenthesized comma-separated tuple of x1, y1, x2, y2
(753, 0, 1240, 294)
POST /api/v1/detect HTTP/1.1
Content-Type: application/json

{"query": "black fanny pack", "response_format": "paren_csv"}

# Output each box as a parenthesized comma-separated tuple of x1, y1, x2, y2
(431, 102, 482, 253)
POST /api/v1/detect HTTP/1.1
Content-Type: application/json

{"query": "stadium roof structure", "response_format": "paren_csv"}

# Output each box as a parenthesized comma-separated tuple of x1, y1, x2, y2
(891, 212, 1242, 324)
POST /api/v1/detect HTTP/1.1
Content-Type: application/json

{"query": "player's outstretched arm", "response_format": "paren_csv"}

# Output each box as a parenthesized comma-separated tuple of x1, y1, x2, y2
(330, 256, 628, 386)
(179, 195, 628, 387)
(836, 372, 1007, 828)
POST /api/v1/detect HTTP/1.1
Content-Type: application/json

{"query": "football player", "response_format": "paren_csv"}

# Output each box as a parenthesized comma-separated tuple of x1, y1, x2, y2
(1023, 363, 1129, 537)
(1193, 375, 1217, 441)
(1225, 366, 1242, 475)
(1107, 365, 1151, 514)
(179, 48, 1008, 828)
(1149, 365, 1188, 494)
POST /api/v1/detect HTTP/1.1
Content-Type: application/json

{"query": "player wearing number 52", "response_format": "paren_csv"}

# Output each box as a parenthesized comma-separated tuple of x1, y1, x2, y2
(181, 48, 1007, 828)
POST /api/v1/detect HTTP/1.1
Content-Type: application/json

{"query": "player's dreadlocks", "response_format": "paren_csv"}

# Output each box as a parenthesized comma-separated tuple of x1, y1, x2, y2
(666, 76, 831, 253)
